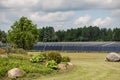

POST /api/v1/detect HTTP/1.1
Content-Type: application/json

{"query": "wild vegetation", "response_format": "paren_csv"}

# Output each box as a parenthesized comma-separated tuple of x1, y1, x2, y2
(0, 49, 71, 79)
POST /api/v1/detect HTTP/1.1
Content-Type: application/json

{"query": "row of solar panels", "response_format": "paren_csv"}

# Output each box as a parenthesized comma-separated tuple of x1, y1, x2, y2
(0, 42, 120, 52)
(33, 42, 120, 52)
(36, 42, 120, 46)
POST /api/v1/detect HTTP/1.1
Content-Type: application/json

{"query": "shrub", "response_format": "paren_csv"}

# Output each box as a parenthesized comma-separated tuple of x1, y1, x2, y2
(46, 51, 62, 64)
(46, 60, 58, 70)
(41, 52, 47, 59)
(62, 56, 71, 62)
(30, 54, 46, 63)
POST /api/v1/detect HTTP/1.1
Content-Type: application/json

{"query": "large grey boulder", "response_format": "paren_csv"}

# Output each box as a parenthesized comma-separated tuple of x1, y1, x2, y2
(7, 68, 25, 78)
(106, 52, 120, 62)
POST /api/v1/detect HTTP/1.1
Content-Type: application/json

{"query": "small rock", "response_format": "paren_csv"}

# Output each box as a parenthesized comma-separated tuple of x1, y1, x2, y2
(7, 68, 25, 78)
(106, 52, 120, 62)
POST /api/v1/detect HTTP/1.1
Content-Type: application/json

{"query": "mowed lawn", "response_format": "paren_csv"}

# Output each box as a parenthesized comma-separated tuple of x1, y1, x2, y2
(36, 52, 120, 80)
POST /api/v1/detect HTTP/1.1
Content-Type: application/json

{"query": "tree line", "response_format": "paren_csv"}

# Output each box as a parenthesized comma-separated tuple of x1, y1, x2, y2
(38, 26, 120, 42)
(0, 16, 120, 50)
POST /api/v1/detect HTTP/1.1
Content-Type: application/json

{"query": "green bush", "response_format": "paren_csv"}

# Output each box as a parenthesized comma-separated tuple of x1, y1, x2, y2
(62, 56, 71, 62)
(46, 51, 62, 64)
(30, 54, 46, 63)
(41, 52, 47, 59)
(46, 60, 58, 70)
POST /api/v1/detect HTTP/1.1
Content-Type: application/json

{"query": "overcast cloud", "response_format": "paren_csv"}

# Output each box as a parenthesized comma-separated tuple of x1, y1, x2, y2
(0, 0, 120, 31)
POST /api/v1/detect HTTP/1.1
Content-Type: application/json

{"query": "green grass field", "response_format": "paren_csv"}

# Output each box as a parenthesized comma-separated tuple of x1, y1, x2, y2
(36, 52, 120, 80)
(1, 52, 120, 80)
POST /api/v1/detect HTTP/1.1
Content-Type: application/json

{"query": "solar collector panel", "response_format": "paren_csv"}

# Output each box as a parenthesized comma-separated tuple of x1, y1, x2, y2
(32, 42, 120, 52)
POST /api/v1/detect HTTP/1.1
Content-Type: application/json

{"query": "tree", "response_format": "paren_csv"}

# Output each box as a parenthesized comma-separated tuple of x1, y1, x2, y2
(113, 28, 120, 41)
(39, 26, 57, 42)
(56, 30, 65, 41)
(99, 28, 113, 41)
(7, 16, 39, 50)
(81, 26, 90, 41)
(0, 30, 7, 43)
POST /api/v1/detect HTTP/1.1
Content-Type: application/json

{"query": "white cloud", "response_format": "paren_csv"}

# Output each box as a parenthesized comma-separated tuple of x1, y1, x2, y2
(38, 0, 120, 12)
(0, 12, 11, 23)
(30, 11, 74, 22)
(0, 0, 120, 31)
(1, 0, 39, 8)
(0, 0, 120, 12)
(74, 15, 91, 25)
(93, 17, 112, 26)
(111, 9, 120, 17)
(74, 15, 113, 27)
(41, 0, 120, 11)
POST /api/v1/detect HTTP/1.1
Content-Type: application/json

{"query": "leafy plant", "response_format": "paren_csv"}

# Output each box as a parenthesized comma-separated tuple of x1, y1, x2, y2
(30, 54, 46, 63)
(46, 60, 58, 70)
(62, 56, 71, 62)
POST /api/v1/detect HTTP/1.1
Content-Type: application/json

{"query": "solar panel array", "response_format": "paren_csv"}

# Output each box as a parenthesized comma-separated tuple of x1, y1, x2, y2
(0, 42, 119, 52)
(33, 42, 120, 52)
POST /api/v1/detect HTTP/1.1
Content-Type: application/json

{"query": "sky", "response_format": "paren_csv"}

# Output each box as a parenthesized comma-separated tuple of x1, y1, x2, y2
(0, 0, 120, 32)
